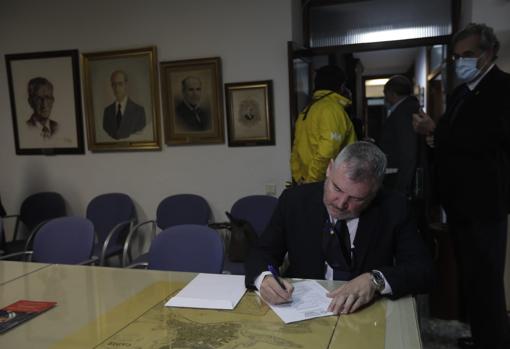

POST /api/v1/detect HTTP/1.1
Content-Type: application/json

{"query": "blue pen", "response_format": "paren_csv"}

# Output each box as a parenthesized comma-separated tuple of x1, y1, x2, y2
(268, 265, 287, 291)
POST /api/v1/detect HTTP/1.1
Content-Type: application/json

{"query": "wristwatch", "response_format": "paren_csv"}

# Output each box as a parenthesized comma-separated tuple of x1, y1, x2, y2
(370, 270, 385, 293)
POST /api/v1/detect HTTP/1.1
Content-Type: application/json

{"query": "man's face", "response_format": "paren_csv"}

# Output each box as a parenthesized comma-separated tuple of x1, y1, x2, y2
(182, 78, 202, 106)
(31, 84, 54, 119)
(453, 34, 494, 70)
(111, 73, 127, 102)
(323, 161, 376, 220)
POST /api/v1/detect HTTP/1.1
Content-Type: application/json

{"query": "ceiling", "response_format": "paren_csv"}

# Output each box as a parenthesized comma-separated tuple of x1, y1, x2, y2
(353, 47, 420, 77)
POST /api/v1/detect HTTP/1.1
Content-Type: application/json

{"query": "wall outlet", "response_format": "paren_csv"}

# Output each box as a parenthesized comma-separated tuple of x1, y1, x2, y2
(265, 183, 276, 196)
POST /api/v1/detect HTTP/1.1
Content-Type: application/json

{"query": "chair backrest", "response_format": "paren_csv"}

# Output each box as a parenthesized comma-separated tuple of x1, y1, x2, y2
(156, 194, 210, 229)
(19, 192, 66, 231)
(230, 195, 278, 235)
(86, 193, 135, 245)
(32, 216, 94, 264)
(148, 224, 224, 273)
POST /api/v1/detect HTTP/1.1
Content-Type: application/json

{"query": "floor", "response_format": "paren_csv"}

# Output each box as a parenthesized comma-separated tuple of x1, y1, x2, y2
(420, 318, 470, 349)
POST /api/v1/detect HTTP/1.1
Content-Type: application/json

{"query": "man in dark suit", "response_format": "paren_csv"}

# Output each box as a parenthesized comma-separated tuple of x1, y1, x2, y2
(379, 75, 420, 196)
(413, 23, 510, 349)
(175, 76, 210, 131)
(103, 70, 146, 140)
(26, 77, 58, 138)
(245, 141, 433, 315)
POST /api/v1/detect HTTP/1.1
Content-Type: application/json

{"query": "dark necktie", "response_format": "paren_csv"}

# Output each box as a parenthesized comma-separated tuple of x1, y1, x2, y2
(322, 219, 353, 281)
(41, 125, 50, 138)
(334, 220, 352, 267)
(116, 103, 122, 128)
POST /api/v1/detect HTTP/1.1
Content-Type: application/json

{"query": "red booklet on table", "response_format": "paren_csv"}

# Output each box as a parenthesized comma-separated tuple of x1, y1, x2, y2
(0, 300, 56, 334)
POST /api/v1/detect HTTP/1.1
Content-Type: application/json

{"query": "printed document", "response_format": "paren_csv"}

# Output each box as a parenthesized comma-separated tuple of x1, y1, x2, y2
(264, 280, 335, 323)
(165, 273, 246, 310)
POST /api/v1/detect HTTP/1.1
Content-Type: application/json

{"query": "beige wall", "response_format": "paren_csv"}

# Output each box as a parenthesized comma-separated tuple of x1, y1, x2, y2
(0, 1, 297, 228)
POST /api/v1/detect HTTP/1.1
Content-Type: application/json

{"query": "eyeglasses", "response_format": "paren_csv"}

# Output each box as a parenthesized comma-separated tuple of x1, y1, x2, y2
(32, 96, 55, 104)
(450, 51, 485, 63)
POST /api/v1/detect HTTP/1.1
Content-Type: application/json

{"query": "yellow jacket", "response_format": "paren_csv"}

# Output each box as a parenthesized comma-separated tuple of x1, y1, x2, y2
(290, 90, 357, 183)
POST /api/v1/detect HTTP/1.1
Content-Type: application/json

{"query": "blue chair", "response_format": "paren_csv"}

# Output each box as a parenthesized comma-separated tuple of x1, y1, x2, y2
(0, 216, 95, 265)
(138, 224, 224, 273)
(2, 192, 66, 255)
(222, 195, 278, 275)
(122, 194, 211, 267)
(86, 193, 136, 266)
(230, 195, 278, 235)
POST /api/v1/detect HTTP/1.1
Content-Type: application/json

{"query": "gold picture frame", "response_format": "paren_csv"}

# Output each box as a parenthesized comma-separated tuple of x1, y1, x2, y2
(160, 57, 224, 145)
(225, 80, 275, 146)
(82, 46, 161, 151)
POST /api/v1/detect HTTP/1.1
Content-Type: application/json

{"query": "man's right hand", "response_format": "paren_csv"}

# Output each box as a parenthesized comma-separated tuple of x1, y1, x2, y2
(259, 276, 294, 304)
(412, 110, 436, 135)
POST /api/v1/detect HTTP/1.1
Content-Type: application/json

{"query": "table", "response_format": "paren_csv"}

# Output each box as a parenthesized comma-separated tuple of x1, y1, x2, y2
(0, 262, 422, 348)
(0, 260, 51, 286)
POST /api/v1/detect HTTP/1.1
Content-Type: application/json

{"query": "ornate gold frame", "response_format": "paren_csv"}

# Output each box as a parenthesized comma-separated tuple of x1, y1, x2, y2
(82, 46, 161, 151)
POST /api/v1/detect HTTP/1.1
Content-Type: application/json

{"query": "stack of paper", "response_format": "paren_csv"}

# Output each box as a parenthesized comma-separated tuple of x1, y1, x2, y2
(165, 274, 246, 310)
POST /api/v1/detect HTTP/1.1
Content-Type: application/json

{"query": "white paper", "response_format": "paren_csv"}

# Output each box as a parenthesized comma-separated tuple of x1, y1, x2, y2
(165, 273, 246, 310)
(263, 280, 335, 323)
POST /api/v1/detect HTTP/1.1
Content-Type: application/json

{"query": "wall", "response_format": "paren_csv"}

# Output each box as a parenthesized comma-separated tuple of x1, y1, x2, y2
(0, 0, 295, 227)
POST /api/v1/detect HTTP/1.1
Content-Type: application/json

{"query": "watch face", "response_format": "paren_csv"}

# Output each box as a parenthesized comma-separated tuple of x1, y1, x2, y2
(371, 271, 385, 291)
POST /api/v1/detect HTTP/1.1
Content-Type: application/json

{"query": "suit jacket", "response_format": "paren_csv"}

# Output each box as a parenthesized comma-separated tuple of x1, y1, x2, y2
(435, 66, 510, 219)
(245, 182, 433, 299)
(175, 101, 210, 131)
(103, 99, 146, 140)
(379, 96, 420, 195)
(26, 115, 58, 136)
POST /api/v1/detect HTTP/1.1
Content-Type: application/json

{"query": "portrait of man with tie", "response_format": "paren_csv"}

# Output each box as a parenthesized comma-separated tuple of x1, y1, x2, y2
(102, 70, 146, 140)
(26, 77, 58, 139)
(175, 76, 211, 132)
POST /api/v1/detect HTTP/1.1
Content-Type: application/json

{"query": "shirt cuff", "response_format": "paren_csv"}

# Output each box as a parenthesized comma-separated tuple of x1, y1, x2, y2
(254, 271, 273, 290)
(374, 269, 393, 295)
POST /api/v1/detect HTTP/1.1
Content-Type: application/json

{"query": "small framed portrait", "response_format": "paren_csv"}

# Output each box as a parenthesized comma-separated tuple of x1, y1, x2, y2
(225, 80, 275, 147)
(160, 57, 224, 145)
(82, 46, 161, 151)
(5, 50, 85, 155)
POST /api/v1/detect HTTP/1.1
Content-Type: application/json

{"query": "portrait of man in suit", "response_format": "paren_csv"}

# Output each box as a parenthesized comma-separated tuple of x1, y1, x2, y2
(103, 70, 146, 140)
(175, 76, 211, 132)
(26, 77, 58, 139)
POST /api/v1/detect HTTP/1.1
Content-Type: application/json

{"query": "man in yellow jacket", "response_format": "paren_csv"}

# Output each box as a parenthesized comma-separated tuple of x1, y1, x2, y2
(291, 65, 357, 183)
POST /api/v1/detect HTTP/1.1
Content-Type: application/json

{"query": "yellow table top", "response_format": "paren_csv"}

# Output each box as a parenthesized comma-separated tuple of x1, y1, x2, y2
(0, 260, 51, 286)
(0, 262, 422, 349)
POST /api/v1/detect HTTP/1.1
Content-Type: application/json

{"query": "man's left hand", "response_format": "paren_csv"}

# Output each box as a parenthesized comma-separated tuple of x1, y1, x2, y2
(326, 273, 376, 314)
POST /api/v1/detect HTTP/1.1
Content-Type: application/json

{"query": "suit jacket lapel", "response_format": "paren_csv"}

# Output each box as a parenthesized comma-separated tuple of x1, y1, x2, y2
(353, 198, 380, 271)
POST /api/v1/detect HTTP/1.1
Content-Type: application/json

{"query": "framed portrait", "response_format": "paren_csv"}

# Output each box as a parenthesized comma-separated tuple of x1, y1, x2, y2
(5, 50, 85, 155)
(224, 80, 275, 147)
(160, 57, 224, 145)
(82, 46, 161, 151)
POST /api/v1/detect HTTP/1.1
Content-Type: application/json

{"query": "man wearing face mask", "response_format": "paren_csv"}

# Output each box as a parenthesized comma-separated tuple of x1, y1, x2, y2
(413, 23, 510, 349)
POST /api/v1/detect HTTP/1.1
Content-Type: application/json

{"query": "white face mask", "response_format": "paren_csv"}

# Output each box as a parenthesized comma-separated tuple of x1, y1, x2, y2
(455, 54, 484, 82)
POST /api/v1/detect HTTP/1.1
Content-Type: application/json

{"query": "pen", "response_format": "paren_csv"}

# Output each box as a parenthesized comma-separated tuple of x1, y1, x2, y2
(268, 264, 287, 291)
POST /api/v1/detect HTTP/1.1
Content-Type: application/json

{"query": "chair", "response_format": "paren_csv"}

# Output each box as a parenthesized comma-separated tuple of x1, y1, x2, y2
(122, 194, 211, 267)
(230, 195, 278, 235)
(0, 216, 95, 265)
(86, 193, 136, 266)
(222, 195, 278, 275)
(140, 224, 223, 273)
(2, 192, 66, 254)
